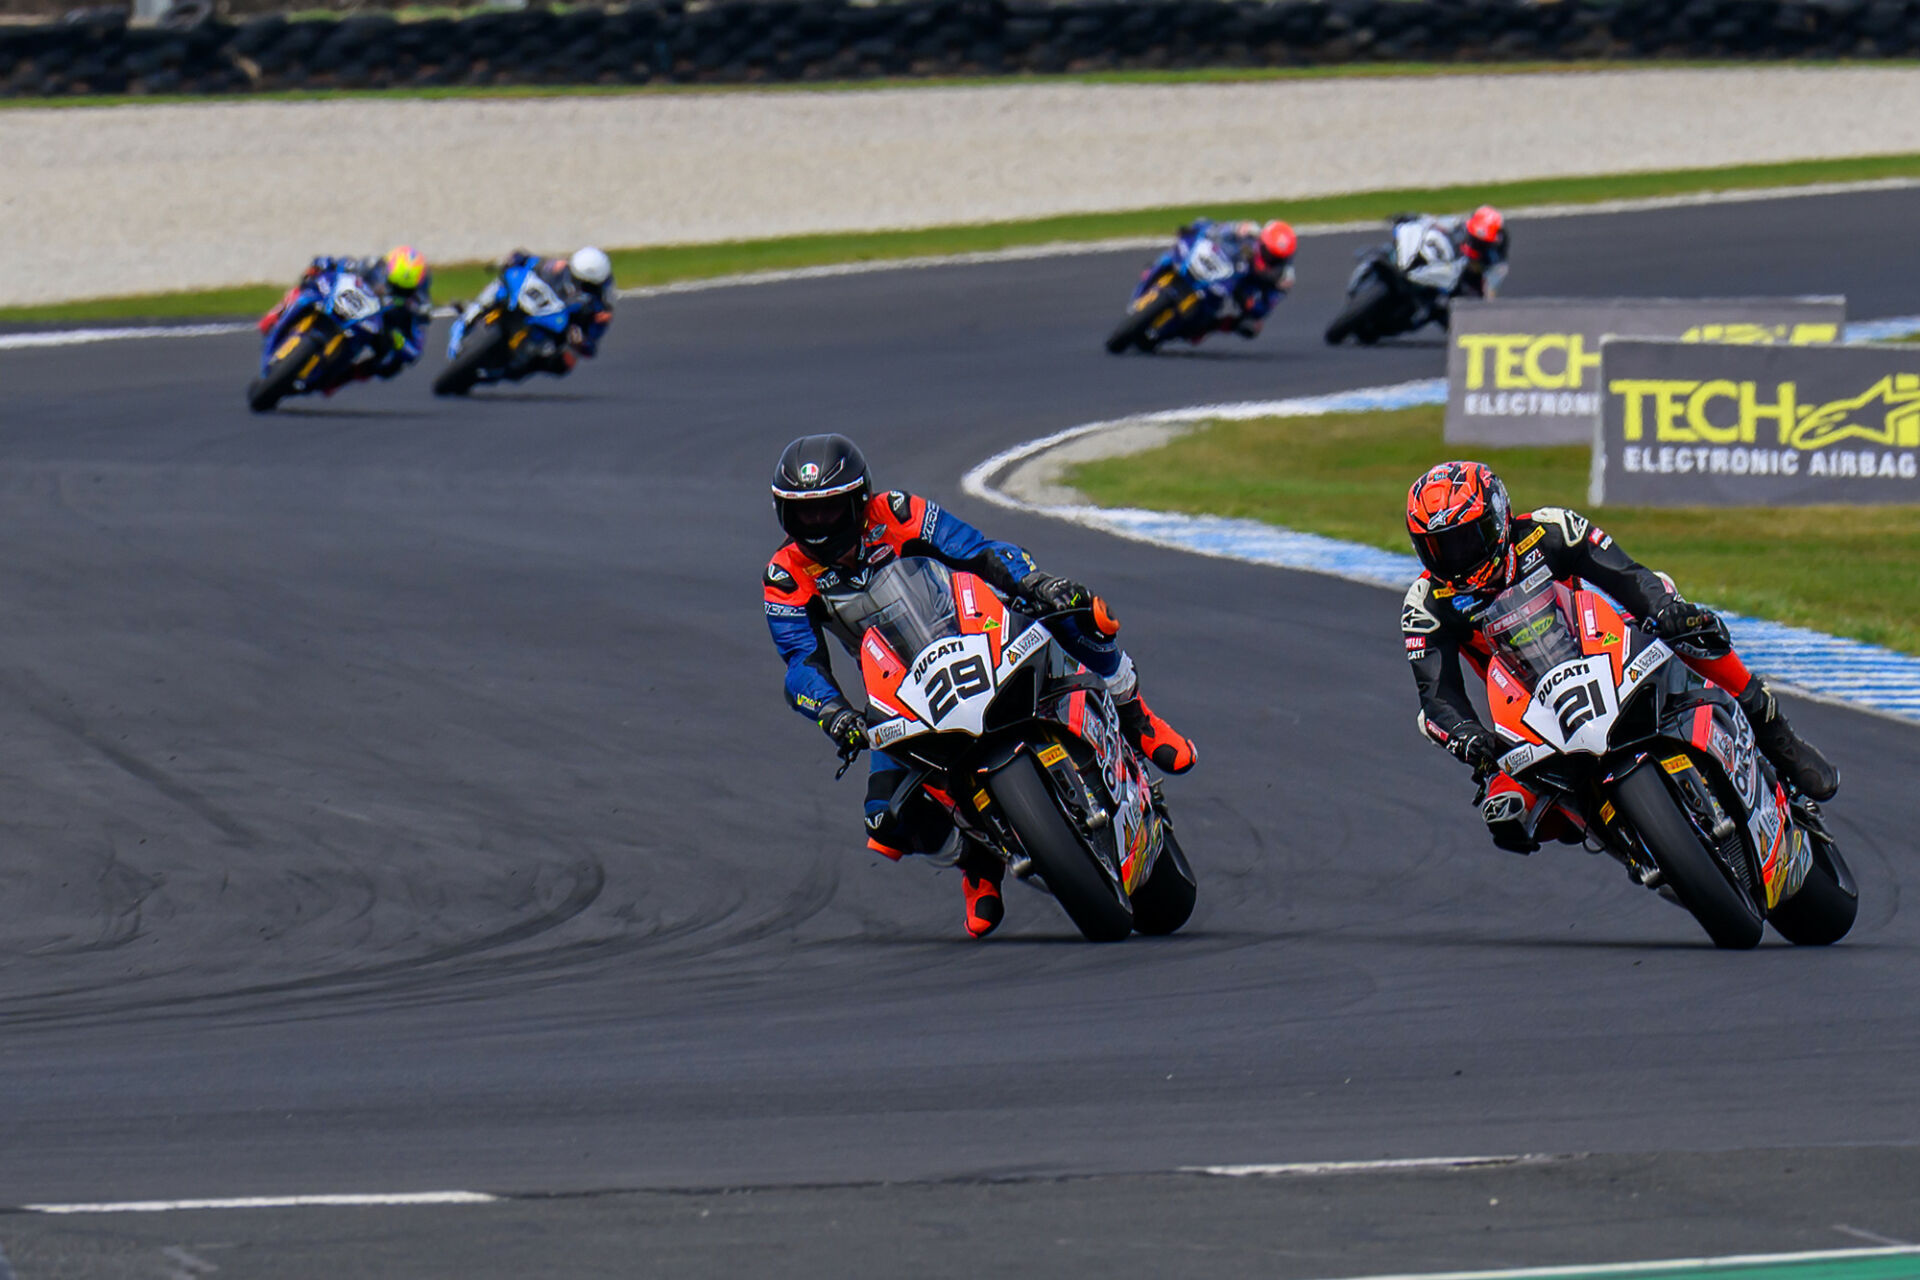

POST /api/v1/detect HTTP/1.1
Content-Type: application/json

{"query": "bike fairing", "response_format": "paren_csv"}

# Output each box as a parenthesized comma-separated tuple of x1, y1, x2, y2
(1149, 219, 1293, 333)
(261, 255, 431, 380)
(447, 253, 613, 382)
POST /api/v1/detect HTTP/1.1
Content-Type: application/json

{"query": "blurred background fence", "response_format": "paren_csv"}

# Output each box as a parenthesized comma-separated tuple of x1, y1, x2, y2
(6, 1, 1920, 98)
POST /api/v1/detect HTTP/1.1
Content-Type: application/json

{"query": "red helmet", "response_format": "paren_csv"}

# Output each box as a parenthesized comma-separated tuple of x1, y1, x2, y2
(1466, 205, 1504, 244)
(1257, 219, 1297, 265)
(1406, 460, 1512, 591)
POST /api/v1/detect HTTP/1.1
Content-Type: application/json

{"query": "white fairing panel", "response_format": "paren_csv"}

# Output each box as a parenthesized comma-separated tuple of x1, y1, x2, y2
(330, 275, 381, 323)
(1520, 655, 1623, 757)
(895, 633, 999, 736)
(516, 275, 566, 317)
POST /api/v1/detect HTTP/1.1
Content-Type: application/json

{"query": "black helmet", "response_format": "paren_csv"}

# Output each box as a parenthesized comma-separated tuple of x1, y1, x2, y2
(772, 434, 871, 565)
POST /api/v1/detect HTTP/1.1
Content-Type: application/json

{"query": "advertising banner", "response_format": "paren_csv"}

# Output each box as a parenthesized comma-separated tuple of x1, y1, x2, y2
(1592, 339, 1920, 507)
(1444, 297, 1845, 445)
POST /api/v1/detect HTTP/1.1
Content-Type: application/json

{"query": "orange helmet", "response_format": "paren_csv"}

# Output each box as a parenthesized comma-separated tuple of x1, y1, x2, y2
(1407, 460, 1512, 591)
(1465, 205, 1504, 244)
(381, 244, 427, 292)
(1258, 219, 1297, 264)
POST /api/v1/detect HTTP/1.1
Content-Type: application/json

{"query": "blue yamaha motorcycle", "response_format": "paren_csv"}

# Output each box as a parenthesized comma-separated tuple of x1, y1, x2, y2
(248, 264, 398, 412)
(1105, 230, 1242, 354)
(434, 260, 574, 396)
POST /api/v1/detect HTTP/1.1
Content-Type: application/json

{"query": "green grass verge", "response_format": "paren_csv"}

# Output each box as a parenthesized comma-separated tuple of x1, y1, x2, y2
(9, 59, 1919, 111)
(1067, 404, 1920, 655)
(11, 151, 1920, 325)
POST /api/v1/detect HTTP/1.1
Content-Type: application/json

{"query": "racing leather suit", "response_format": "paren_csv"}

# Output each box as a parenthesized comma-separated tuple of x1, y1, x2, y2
(1401, 506, 1757, 853)
(1388, 214, 1509, 316)
(765, 491, 1139, 857)
(304, 256, 432, 378)
(1175, 219, 1294, 335)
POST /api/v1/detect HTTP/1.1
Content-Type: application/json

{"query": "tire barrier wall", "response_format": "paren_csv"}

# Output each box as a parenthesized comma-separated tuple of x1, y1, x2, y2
(9, 1, 1920, 99)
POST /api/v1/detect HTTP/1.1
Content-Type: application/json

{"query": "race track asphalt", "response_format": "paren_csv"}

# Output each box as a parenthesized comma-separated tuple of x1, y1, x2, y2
(1, 188, 1919, 1277)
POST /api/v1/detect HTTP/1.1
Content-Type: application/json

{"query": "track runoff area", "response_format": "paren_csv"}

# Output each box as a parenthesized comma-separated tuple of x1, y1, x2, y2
(3, 185, 1920, 1274)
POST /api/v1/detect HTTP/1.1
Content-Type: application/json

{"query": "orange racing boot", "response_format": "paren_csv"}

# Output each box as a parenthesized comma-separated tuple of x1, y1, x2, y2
(957, 844, 1005, 939)
(1117, 693, 1197, 774)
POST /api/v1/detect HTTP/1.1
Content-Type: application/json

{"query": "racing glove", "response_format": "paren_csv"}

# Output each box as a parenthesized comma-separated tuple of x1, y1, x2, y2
(1651, 597, 1731, 655)
(1446, 723, 1503, 773)
(1020, 571, 1092, 614)
(818, 705, 868, 752)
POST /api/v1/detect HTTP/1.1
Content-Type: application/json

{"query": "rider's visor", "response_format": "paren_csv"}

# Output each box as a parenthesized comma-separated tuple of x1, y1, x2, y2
(779, 492, 863, 541)
(1413, 510, 1504, 585)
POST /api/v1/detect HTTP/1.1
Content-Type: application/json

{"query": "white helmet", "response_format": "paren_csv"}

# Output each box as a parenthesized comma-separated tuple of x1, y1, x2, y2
(568, 246, 612, 287)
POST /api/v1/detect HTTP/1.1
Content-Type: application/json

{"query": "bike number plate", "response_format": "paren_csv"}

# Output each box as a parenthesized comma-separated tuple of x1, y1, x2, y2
(331, 276, 380, 323)
(1520, 654, 1621, 756)
(897, 634, 998, 735)
(517, 276, 566, 318)
(1186, 239, 1234, 283)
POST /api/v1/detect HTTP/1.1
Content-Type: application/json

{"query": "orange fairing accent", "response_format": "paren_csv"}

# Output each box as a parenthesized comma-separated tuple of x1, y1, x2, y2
(1689, 704, 1714, 751)
(1066, 689, 1087, 738)
(1485, 655, 1542, 744)
(860, 630, 911, 722)
(953, 570, 1008, 667)
(1574, 589, 1628, 683)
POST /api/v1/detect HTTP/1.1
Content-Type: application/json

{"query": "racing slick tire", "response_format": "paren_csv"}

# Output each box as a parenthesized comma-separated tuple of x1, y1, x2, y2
(247, 332, 322, 413)
(1768, 829, 1858, 946)
(1129, 825, 1196, 936)
(434, 319, 507, 396)
(1105, 306, 1155, 354)
(1324, 282, 1390, 346)
(1107, 285, 1183, 354)
(1613, 762, 1764, 949)
(990, 753, 1133, 942)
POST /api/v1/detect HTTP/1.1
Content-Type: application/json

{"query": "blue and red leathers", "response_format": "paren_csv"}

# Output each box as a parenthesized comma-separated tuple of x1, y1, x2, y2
(1169, 218, 1294, 335)
(764, 490, 1135, 857)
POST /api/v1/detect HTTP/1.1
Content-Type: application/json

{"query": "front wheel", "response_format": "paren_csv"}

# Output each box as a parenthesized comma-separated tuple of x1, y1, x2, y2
(1612, 762, 1764, 949)
(248, 332, 323, 412)
(434, 317, 507, 396)
(1769, 830, 1857, 945)
(989, 753, 1132, 942)
(1325, 281, 1390, 346)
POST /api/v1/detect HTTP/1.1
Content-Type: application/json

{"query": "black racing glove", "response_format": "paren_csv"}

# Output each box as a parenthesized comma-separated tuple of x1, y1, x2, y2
(1651, 597, 1731, 655)
(1020, 571, 1092, 614)
(818, 705, 867, 752)
(1446, 723, 1503, 773)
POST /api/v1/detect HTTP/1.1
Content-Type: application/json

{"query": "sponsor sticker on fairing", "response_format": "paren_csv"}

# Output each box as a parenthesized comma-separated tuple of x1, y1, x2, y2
(868, 718, 913, 748)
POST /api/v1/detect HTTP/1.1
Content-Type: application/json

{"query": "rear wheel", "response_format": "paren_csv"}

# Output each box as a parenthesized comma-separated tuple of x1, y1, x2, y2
(434, 318, 507, 396)
(1325, 281, 1390, 346)
(989, 753, 1132, 942)
(247, 332, 322, 412)
(1769, 830, 1857, 945)
(1130, 824, 1196, 936)
(1612, 762, 1764, 949)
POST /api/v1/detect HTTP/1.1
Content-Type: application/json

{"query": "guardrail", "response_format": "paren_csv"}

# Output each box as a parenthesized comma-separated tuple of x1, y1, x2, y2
(4, 1, 1917, 99)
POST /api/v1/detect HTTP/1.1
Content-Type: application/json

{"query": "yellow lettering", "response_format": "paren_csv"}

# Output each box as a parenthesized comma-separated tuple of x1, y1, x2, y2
(1494, 335, 1528, 390)
(1740, 380, 1797, 446)
(1686, 380, 1742, 444)
(1457, 334, 1506, 391)
(1610, 379, 1674, 442)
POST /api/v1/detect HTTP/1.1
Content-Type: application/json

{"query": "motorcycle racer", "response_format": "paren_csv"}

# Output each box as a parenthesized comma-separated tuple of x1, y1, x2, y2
(259, 246, 433, 381)
(1389, 206, 1509, 317)
(500, 246, 615, 376)
(765, 434, 1196, 938)
(1400, 460, 1838, 855)
(1169, 218, 1297, 338)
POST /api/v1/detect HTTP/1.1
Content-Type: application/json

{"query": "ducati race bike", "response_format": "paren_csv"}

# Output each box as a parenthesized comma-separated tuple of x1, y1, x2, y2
(828, 557, 1197, 942)
(434, 260, 576, 396)
(249, 266, 399, 412)
(1105, 231, 1245, 354)
(1325, 218, 1476, 346)
(1474, 571, 1856, 949)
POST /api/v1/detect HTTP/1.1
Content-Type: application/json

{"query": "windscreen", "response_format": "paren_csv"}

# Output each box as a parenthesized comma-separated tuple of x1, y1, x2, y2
(822, 557, 959, 661)
(1479, 575, 1581, 687)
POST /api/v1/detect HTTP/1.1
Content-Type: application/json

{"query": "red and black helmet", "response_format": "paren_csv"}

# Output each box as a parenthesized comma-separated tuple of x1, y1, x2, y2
(772, 434, 871, 565)
(1256, 219, 1297, 268)
(1406, 460, 1512, 591)
(1463, 205, 1504, 260)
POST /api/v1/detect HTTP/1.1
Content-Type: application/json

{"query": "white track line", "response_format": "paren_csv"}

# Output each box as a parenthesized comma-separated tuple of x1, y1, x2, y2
(11, 175, 1920, 353)
(21, 1191, 498, 1214)
(1188, 1154, 1544, 1177)
(1309, 1244, 1920, 1280)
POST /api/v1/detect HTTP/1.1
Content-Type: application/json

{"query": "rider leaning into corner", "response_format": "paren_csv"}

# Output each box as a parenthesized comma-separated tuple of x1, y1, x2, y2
(1393, 205, 1509, 321)
(1400, 460, 1838, 855)
(1172, 218, 1298, 338)
(497, 246, 616, 375)
(260, 245, 434, 381)
(763, 434, 1197, 938)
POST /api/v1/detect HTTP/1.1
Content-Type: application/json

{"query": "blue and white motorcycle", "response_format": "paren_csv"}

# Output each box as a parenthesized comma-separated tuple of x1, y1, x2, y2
(249, 265, 396, 412)
(1105, 230, 1245, 354)
(434, 260, 575, 396)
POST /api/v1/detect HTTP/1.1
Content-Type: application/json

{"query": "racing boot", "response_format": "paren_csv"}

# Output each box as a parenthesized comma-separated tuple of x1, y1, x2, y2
(1116, 692, 1197, 774)
(1736, 675, 1839, 801)
(956, 842, 1005, 940)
